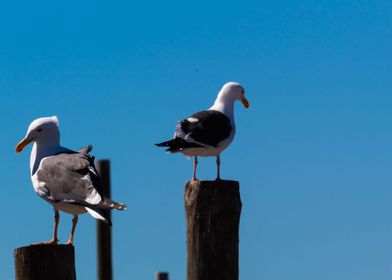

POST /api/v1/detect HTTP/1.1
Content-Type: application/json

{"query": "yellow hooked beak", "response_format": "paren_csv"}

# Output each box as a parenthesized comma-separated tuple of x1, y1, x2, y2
(15, 138, 32, 154)
(241, 96, 250, 109)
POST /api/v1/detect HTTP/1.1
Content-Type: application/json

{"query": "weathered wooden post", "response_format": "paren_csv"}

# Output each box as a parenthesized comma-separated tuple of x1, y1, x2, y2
(96, 160, 112, 280)
(14, 244, 76, 280)
(185, 180, 242, 280)
(156, 272, 169, 280)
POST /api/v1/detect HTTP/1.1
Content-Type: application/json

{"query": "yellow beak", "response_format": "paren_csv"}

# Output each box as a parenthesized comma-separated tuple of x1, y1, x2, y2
(15, 138, 32, 154)
(241, 96, 250, 109)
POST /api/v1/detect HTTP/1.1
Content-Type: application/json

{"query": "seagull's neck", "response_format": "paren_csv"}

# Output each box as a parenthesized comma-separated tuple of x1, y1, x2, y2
(209, 96, 235, 123)
(30, 138, 63, 176)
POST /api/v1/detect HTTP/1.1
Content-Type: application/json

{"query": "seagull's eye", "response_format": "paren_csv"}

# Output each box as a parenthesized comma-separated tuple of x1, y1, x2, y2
(241, 90, 245, 94)
(37, 128, 43, 132)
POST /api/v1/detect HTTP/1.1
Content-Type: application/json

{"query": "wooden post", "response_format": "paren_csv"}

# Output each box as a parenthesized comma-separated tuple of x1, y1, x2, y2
(185, 180, 242, 280)
(156, 272, 169, 280)
(96, 160, 112, 280)
(14, 244, 76, 280)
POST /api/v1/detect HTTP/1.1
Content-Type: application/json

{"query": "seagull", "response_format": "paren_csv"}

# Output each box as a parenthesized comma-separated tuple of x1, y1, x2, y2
(156, 82, 250, 180)
(16, 116, 127, 245)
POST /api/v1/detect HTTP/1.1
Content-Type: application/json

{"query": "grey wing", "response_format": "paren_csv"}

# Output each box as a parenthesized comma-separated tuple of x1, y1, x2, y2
(36, 152, 103, 206)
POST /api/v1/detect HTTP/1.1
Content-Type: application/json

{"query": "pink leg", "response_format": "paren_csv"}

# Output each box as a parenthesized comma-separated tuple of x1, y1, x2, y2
(216, 155, 221, 180)
(35, 209, 59, 245)
(67, 215, 78, 245)
(192, 156, 199, 181)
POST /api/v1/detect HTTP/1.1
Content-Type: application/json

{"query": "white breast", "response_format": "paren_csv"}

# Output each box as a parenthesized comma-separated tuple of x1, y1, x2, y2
(31, 158, 46, 193)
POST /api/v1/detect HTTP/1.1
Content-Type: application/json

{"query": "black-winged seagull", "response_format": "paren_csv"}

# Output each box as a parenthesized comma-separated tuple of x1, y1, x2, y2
(16, 116, 127, 245)
(156, 82, 250, 180)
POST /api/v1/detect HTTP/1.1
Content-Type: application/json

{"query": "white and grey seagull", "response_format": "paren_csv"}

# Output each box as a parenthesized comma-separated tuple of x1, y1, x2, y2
(156, 82, 250, 180)
(16, 116, 127, 245)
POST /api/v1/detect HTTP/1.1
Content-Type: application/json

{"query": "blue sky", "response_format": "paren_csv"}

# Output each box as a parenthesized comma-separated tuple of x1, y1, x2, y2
(1, 0, 392, 279)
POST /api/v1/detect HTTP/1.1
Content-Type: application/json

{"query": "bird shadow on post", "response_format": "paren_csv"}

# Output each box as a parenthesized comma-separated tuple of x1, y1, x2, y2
(14, 244, 76, 280)
(184, 180, 242, 280)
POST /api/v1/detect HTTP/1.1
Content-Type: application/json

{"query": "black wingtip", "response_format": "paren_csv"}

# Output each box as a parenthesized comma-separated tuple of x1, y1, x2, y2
(156, 138, 202, 151)
(155, 141, 169, 147)
(156, 139, 176, 147)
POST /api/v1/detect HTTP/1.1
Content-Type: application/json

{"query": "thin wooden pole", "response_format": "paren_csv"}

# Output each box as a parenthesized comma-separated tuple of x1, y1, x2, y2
(156, 272, 169, 280)
(185, 180, 242, 280)
(96, 160, 112, 280)
(14, 244, 76, 280)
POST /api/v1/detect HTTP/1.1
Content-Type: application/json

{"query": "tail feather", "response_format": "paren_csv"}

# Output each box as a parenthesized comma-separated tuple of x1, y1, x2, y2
(79, 145, 93, 154)
(155, 138, 202, 153)
(98, 197, 127, 210)
(86, 198, 126, 226)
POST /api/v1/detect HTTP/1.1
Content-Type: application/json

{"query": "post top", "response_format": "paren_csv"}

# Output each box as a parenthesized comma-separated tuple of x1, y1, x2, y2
(15, 244, 74, 251)
(186, 179, 239, 184)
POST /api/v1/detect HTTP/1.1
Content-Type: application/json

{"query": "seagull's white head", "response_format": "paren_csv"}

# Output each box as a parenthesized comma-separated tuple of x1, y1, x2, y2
(16, 116, 60, 153)
(216, 82, 250, 108)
